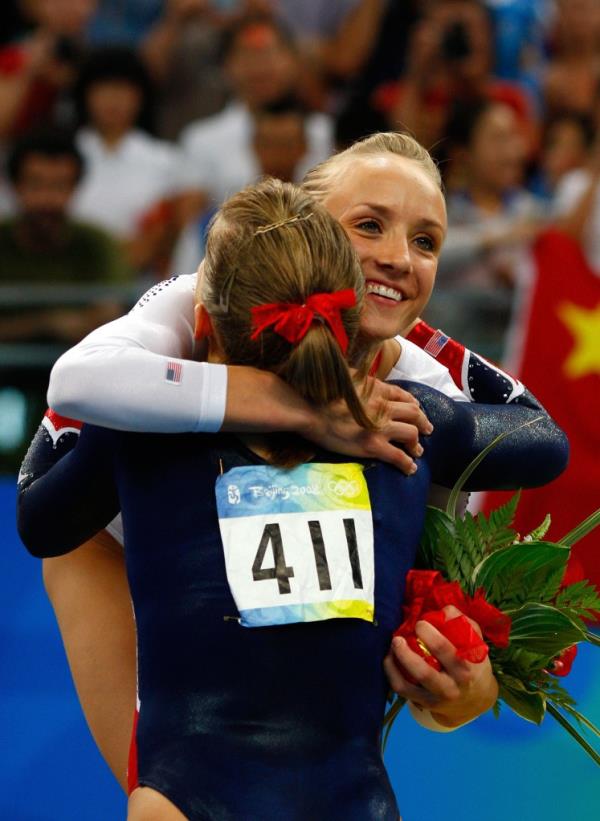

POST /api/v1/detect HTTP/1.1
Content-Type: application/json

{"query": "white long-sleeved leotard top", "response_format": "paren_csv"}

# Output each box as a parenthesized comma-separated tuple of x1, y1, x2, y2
(47, 273, 471, 433)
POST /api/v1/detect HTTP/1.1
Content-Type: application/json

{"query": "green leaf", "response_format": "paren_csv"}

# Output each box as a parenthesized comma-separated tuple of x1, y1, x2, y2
(417, 506, 455, 569)
(554, 580, 600, 612)
(484, 491, 521, 542)
(498, 674, 547, 724)
(444, 512, 489, 591)
(417, 507, 469, 583)
(538, 675, 578, 708)
(508, 603, 585, 655)
(492, 645, 554, 680)
(472, 542, 570, 607)
(524, 513, 552, 542)
(557, 507, 600, 548)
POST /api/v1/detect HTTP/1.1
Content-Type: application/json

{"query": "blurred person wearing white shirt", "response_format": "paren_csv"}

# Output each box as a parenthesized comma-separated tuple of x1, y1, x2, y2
(178, 14, 333, 210)
(70, 46, 185, 273)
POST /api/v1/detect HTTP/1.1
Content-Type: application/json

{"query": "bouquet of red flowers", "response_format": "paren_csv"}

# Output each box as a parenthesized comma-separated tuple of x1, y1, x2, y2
(383, 433, 600, 764)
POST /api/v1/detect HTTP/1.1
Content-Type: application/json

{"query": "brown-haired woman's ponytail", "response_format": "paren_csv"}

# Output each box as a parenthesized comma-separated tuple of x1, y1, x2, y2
(201, 178, 377, 465)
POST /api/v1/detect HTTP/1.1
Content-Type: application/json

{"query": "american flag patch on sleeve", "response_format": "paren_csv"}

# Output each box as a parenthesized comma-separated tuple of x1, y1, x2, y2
(165, 361, 183, 384)
(423, 329, 450, 358)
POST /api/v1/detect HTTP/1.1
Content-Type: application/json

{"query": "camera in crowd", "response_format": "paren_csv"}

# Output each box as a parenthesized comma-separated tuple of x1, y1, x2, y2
(440, 21, 472, 62)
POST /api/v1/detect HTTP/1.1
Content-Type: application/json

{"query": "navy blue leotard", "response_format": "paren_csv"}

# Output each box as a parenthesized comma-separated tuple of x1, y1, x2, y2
(18, 384, 568, 820)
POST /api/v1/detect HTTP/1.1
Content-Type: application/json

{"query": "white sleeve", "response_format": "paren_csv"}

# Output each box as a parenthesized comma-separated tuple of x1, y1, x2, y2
(385, 336, 470, 513)
(385, 337, 469, 401)
(47, 274, 228, 433)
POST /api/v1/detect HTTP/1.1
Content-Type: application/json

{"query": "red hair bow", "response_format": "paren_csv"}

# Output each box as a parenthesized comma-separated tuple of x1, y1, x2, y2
(250, 289, 357, 353)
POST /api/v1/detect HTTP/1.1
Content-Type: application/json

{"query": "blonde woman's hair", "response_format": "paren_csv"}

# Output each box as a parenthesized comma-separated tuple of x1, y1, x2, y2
(200, 178, 374, 464)
(302, 131, 442, 202)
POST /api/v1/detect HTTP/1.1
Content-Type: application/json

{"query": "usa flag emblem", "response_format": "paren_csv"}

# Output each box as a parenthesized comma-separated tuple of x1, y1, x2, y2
(165, 361, 183, 384)
(423, 329, 449, 358)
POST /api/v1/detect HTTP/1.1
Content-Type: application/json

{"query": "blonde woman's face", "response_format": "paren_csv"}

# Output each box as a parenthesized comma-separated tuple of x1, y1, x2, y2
(322, 155, 446, 343)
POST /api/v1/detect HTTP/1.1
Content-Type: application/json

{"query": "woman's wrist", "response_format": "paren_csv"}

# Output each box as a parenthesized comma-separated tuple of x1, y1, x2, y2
(222, 366, 314, 435)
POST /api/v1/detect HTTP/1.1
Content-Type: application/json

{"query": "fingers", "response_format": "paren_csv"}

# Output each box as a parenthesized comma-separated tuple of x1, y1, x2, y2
(367, 437, 417, 475)
(387, 401, 433, 435)
(385, 627, 499, 725)
(377, 419, 420, 457)
(384, 638, 460, 705)
(441, 604, 484, 638)
(375, 382, 420, 405)
(367, 381, 433, 435)
(383, 653, 436, 707)
(414, 619, 475, 683)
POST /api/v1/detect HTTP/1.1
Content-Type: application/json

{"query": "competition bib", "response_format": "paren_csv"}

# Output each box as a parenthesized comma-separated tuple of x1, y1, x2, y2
(215, 463, 375, 627)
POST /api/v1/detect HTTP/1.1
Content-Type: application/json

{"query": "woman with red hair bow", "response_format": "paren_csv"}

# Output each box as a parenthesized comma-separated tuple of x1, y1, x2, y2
(19, 178, 568, 820)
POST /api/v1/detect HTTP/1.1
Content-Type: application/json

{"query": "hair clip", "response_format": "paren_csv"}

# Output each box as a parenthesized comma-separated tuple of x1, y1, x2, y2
(253, 212, 314, 236)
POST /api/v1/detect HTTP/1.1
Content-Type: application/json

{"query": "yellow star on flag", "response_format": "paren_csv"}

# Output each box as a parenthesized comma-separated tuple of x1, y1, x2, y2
(557, 301, 600, 378)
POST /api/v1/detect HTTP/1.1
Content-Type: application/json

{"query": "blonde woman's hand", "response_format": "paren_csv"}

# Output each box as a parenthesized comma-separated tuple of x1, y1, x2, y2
(305, 380, 433, 476)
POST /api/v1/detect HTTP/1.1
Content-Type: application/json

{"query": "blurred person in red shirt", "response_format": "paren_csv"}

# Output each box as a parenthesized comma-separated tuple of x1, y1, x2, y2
(373, 0, 536, 155)
(0, 0, 98, 141)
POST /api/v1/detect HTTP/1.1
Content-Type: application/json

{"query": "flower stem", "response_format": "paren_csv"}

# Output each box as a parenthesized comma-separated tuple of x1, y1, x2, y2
(546, 701, 600, 766)
(557, 508, 600, 547)
(381, 696, 406, 753)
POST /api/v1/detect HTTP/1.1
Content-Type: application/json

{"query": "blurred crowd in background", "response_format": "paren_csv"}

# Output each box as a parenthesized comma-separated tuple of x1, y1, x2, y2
(1, 0, 600, 475)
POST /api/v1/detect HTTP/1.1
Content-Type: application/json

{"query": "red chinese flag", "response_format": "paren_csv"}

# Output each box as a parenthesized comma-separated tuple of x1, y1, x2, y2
(482, 229, 600, 590)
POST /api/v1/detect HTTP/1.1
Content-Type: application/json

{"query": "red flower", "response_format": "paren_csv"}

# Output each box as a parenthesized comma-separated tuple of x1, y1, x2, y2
(467, 589, 511, 648)
(550, 645, 578, 677)
(423, 610, 490, 663)
(430, 580, 469, 612)
(393, 570, 512, 680)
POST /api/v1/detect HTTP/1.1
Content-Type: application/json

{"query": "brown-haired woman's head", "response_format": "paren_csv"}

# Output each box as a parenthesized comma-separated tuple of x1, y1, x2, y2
(197, 178, 374, 460)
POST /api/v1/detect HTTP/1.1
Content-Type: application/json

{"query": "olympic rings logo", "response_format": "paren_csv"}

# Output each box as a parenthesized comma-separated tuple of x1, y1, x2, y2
(327, 479, 360, 497)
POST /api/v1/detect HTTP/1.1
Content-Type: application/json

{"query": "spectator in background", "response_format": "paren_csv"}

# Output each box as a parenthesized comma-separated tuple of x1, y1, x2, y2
(140, 0, 231, 140)
(178, 14, 333, 213)
(252, 95, 308, 182)
(0, 0, 97, 142)
(375, 0, 536, 154)
(0, 129, 131, 343)
(171, 94, 310, 275)
(530, 111, 595, 201)
(552, 128, 600, 277)
(543, 0, 600, 118)
(69, 47, 185, 275)
(430, 97, 545, 360)
(0, 128, 131, 471)
(274, 0, 388, 112)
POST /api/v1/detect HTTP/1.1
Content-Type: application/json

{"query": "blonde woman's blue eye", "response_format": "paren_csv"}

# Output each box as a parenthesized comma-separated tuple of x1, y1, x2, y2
(415, 236, 435, 251)
(356, 220, 380, 233)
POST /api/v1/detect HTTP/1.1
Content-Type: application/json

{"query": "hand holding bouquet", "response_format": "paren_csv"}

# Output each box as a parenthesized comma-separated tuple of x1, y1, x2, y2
(384, 432, 600, 763)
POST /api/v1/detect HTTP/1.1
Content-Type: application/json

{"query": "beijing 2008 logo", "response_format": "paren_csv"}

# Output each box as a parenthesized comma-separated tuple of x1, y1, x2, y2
(227, 485, 241, 504)
(327, 478, 360, 498)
